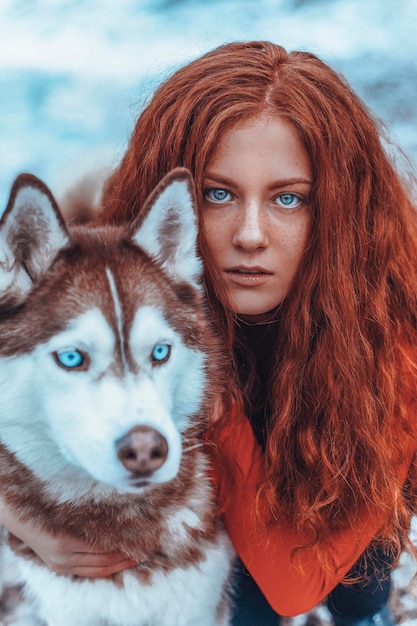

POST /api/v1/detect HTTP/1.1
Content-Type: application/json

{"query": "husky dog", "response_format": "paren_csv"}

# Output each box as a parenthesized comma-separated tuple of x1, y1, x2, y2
(0, 169, 234, 626)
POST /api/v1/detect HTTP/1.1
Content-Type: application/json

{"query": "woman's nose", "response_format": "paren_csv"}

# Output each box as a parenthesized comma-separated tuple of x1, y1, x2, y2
(232, 203, 268, 250)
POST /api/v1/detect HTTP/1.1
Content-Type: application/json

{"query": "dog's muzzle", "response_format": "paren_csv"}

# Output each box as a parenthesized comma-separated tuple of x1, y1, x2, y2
(116, 426, 169, 478)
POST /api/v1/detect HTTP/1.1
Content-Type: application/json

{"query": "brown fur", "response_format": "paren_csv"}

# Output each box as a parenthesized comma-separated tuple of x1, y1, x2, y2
(0, 171, 230, 600)
(1, 443, 220, 585)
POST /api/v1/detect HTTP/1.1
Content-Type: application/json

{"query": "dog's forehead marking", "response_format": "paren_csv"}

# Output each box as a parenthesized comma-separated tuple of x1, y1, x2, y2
(105, 267, 127, 370)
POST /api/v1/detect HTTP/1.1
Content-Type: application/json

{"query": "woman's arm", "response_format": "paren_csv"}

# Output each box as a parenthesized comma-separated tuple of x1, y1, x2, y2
(0, 494, 138, 577)
(211, 410, 414, 617)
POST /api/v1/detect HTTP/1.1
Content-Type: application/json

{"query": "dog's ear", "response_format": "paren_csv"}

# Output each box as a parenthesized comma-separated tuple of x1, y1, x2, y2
(131, 168, 202, 290)
(0, 173, 71, 302)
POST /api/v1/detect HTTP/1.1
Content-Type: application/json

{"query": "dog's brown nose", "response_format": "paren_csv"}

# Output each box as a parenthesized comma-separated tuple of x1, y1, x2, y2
(116, 426, 168, 476)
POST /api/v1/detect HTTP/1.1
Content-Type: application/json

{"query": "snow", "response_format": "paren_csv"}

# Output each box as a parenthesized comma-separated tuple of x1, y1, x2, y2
(0, 0, 416, 621)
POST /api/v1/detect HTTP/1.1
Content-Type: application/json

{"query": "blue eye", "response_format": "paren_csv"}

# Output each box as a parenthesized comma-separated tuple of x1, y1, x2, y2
(151, 343, 171, 363)
(54, 349, 85, 369)
(204, 188, 232, 203)
(275, 193, 302, 208)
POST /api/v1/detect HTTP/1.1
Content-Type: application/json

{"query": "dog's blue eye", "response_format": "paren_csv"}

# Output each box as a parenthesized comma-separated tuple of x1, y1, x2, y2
(151, 343, 171, 363)
(55, 349, 84, 369)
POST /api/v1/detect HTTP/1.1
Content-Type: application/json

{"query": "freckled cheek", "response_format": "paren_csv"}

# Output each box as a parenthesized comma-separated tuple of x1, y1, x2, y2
(282, 218, 311, 266)
(201, 215, 231, 260)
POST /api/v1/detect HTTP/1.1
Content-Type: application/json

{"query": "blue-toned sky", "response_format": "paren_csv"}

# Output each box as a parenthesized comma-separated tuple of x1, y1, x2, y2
(0, 0, 416, 209)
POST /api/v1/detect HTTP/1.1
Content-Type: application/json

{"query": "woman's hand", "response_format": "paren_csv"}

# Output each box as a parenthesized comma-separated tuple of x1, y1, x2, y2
(0, 496, 138, 578)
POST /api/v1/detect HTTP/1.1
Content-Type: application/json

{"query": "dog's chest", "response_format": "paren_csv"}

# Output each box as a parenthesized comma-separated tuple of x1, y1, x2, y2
(4, 521, 234, 626)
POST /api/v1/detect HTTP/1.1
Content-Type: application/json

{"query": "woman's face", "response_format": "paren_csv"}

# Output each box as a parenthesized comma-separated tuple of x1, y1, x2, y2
(202, 114, 312, 322)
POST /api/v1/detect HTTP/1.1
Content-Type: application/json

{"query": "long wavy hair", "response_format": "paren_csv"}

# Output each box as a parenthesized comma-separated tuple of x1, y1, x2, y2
(102, 41, 417, 575)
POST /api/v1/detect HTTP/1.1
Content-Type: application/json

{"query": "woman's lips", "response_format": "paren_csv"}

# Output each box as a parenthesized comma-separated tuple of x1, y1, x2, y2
(225, 267, 272, 286)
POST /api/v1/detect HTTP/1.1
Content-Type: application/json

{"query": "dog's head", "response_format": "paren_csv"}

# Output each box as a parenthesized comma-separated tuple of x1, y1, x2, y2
(0, 169, 217, 495)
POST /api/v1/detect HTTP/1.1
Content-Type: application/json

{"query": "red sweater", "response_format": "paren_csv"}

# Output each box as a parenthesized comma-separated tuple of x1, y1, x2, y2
(211, 407, 416, 617)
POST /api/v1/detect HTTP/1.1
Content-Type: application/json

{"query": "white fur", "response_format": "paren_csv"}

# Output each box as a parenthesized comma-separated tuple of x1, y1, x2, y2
(0, 170, 234, 626)
(0, 236, 32, 295)
(7, 529, 233, 626)
(0, 305, 206, 496)
(129, 306, 206, 432)
(165, 508, 202, 544)
(0, 185, 69, 299)
(133, 178, 202, 290)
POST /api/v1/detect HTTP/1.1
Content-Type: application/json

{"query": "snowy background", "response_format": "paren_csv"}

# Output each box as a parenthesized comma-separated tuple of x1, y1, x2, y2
(0, 0, 416, 212)
(0, 0, 417, 623)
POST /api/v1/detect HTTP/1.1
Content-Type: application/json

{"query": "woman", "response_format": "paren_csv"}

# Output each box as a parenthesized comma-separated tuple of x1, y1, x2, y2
(1, 41, 417, 625)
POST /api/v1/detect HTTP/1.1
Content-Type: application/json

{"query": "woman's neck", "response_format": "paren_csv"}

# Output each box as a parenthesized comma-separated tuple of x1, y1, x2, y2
(236, 306, 282, 327)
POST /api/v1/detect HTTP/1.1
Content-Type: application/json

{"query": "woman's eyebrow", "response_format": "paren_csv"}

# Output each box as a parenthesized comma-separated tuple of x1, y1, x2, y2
(203, 172, 236, 186)
(266, 177, 313, 189)
(204, 172, 313, 188)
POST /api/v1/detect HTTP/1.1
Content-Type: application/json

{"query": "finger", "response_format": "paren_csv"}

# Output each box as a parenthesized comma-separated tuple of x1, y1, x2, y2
(52, 557, 139, 578)
(49, 547, 127, 563)
(72, 550, 130, 563)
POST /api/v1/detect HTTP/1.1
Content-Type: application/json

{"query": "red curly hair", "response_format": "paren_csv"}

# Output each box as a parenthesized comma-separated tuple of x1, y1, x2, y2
(102, 41, 417, 574)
